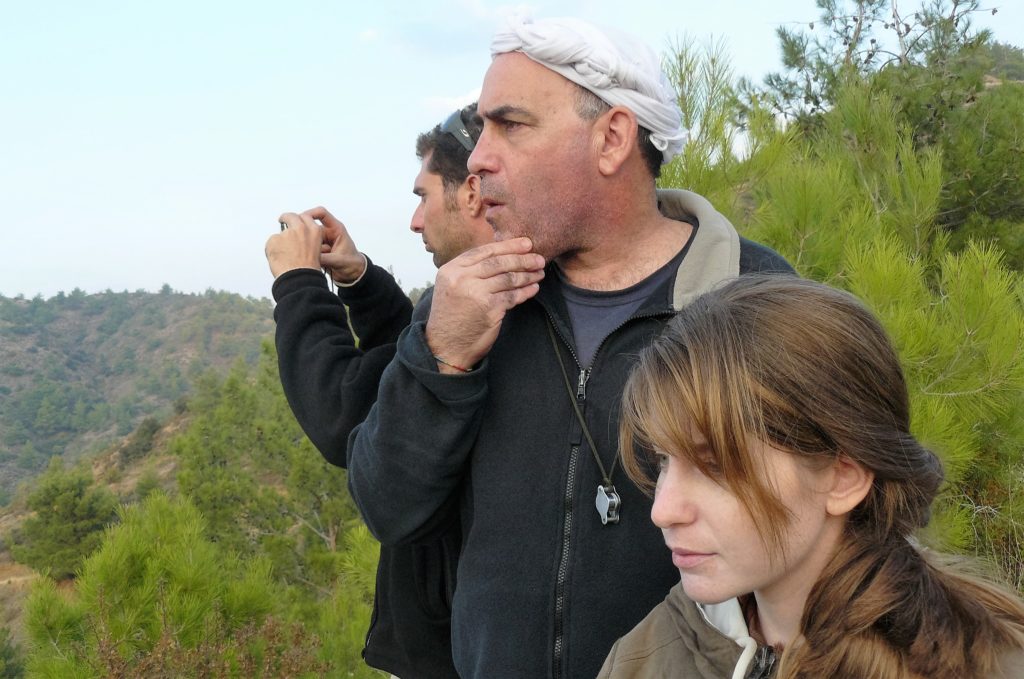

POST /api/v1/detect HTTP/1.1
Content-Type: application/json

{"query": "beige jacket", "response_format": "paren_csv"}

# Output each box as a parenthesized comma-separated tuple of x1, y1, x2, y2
(598, 584, 1024, 679)
(598, 584, 758, 679)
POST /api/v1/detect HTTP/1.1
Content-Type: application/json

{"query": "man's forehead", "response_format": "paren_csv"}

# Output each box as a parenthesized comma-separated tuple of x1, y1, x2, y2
(478, 51, 572, 113)
(412, 158, 442, 192)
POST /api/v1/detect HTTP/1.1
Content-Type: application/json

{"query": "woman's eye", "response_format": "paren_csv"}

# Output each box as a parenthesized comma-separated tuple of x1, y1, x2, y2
(654, 453, 670, 471)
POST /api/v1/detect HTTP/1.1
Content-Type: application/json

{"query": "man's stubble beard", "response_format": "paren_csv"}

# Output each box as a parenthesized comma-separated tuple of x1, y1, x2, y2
(482, 181, 587, 262)
(433, 207, 480, 267)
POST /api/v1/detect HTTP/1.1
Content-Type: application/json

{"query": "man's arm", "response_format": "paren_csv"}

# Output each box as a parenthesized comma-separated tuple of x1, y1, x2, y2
(347, 314, 489, 545)
(338, 258, 413, 350)
(345, 239, 545, 544)
(268, 207, 412, 468)
(272, 262, 411, 467)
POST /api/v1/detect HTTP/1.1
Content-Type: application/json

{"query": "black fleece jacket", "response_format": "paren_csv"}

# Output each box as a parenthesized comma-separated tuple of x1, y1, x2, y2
(272, 259, 459, 679)
(347, 190, 795, 679)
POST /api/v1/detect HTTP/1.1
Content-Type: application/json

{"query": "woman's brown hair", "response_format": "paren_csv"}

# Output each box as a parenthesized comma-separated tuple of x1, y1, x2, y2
(620, 275, 1024, 678)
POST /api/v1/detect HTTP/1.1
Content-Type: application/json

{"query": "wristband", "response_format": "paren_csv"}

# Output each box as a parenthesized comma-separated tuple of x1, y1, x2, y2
(433, 355, 473, 373)
(334, 253, 369, 287)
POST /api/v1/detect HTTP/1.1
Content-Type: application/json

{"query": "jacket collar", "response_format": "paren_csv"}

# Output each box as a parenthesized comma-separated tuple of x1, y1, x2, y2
(532, 188, 742, 339)
(656, 188, 742, 311)
(697, 598, 760, 679)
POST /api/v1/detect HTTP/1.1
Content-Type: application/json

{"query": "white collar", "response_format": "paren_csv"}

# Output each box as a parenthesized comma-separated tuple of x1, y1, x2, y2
(697, 598, 759, 679)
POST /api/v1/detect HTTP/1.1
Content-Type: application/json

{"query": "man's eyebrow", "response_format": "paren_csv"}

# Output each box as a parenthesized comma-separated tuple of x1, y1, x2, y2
(481, 105, 536, 124)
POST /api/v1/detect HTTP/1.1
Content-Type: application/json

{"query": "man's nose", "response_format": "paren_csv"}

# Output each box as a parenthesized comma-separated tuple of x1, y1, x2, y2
(410, 204, 425, 233)
(468, 129, 496, 176)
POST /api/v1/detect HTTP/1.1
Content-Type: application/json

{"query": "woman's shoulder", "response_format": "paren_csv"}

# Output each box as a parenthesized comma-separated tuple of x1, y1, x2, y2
(597, 585, 745, 679)
(597, 594, 688, 679)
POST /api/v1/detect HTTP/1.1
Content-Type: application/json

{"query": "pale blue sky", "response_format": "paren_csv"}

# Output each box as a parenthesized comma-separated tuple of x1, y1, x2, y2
(1, 0, 1020, 300)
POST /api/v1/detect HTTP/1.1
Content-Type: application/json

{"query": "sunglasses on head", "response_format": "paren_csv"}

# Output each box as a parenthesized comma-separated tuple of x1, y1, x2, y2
(441, 109, 475, 152)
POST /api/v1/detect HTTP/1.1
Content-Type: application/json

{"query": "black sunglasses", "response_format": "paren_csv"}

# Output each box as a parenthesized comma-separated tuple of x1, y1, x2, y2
(441, 109, 475, 152)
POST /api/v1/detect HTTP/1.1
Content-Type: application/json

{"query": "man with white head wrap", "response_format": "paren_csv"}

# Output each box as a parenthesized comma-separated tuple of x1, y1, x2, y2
(347, 16, 793, 678)
(490, 16, 689, 164)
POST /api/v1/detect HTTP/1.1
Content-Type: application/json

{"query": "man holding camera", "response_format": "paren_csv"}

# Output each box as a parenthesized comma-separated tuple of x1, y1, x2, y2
(264, 103, 491, 678)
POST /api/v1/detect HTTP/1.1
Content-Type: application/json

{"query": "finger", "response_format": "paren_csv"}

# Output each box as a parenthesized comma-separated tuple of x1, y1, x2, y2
(457, 237, 536, 265)
(264, 233, 280, 256)
(303, 205, 344, 230)
(305, 207, 356, 251)
(301, 205, 330, 220)
(273, 214, 326, 261)
(277, 212, 302, 230)
(297, 211, 322, 231)
(277, 211, 322, 234)
(476, 252, 547, 277)
(484, 269, 545, 293)
(497, 283, 541, 310)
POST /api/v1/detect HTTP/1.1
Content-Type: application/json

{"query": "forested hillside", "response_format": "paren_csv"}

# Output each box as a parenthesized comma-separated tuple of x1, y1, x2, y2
(0, 287, 275, 503)
(1, 343, 380, 677)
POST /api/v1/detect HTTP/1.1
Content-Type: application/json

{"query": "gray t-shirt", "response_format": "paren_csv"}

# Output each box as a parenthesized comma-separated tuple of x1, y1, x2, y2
(557, 241, 690, 368)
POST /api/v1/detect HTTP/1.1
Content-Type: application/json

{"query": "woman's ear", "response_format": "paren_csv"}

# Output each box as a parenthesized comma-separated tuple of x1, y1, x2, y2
(464, 174, 483, 218)
(826, 456, 874, 517)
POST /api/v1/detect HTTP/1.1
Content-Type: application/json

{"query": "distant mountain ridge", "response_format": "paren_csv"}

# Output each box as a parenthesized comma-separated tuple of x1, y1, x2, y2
(0, 287, 275, 502)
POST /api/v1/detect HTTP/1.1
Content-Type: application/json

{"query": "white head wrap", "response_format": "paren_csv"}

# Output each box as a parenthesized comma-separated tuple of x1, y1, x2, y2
(490, 16, 688, 164)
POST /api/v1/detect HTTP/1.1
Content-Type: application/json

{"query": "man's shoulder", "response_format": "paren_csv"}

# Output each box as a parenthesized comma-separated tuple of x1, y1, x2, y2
(411, 286, 434, 322)
(336, 260, 403, 300)
(738, 237, 795, 275)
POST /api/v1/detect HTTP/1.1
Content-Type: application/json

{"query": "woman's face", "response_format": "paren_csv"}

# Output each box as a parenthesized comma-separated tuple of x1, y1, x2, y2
(651, 430, 843, 609)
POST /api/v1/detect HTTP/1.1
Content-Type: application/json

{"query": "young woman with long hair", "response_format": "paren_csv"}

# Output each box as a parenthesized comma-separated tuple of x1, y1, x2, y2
(600, 275, 1024, 679)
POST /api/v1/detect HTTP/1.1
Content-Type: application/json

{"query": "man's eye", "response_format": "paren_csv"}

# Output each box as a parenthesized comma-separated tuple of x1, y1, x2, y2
(502, 120, 522, 131)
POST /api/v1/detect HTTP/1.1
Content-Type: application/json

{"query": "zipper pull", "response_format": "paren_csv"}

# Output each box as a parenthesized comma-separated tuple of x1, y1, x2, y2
(576, 367, 590, 400)
(745, 645, 777, 679)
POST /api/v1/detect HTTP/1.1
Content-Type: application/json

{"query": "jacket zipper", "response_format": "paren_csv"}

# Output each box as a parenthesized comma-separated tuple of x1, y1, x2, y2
(552, 444, 579, 679)
(547, 311, 583, 679)
(546, 308, 669, 679)
(745, 645, 777, 678)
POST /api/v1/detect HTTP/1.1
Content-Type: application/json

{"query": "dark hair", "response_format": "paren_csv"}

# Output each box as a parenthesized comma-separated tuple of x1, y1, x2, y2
(415, 102, 482, 205)
(572, 86, 662, 180)
(620, 275, 1024, 679)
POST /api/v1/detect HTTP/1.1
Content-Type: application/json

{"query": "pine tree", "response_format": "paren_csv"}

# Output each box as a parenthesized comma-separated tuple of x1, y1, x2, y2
(0, 626, 24, 679)
(22, 493, 328, 678)
(8, 459, 119, 580)
(661, 37, 1024, 585)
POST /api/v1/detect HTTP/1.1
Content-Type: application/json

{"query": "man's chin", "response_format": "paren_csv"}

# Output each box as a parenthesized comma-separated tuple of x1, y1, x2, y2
(490, 225, 520, 243)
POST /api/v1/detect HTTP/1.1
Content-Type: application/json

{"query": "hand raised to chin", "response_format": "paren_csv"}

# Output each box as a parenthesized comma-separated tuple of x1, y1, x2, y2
(426, 237, 545, 374)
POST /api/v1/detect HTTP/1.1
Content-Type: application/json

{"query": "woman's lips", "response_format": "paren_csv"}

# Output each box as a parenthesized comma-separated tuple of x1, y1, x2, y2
(671, 549, 714, 569)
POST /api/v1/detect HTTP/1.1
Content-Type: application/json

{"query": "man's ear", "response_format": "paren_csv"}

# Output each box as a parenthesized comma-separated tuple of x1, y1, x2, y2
(595, 106, 638, 176)
(463, 174, 483, 218)
(826, 456, 874, 517)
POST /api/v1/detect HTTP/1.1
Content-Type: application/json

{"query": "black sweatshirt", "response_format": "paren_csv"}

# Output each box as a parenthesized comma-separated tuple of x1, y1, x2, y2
(272, 259, 460, 679)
